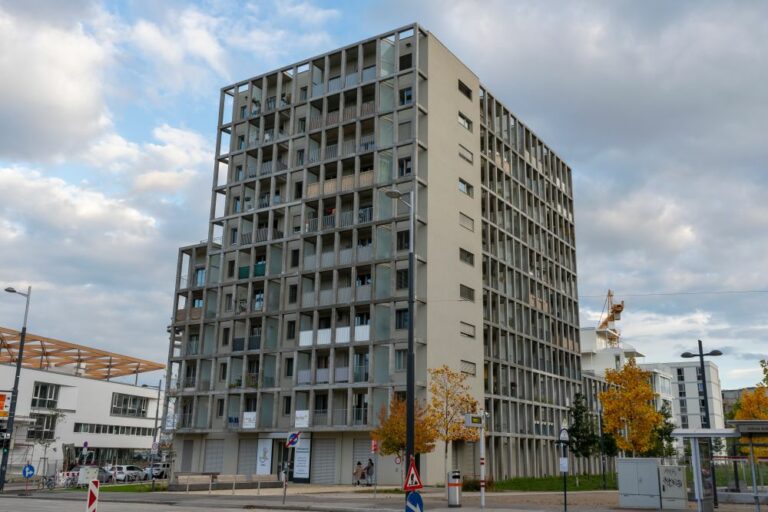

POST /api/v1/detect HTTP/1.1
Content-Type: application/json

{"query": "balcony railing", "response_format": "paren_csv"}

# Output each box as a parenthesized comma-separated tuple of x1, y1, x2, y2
(335, 366, 349, 382)
(323, 179, 337, 195)
(337, 287, 352, 304)
(352, 407, 368, 426)
(306, 182, 320, 198)
(339, 247, 352, 264)
(341, 140, 356, 157)
(297, 369, 311, 385)
(358, 207, 373, 223)
(327, 76, 341, 93)
(359, 171, 373, 187)
(322, 214, 336, 230)
(260, 160, 273, 176)
(248, 334, 261, 350)
(354, 324, 370, 341)
(362, 65, 376, 82)
(232, 337, 245, 351)
(343, 105, 356, 121)
(339, 210, 354, 227)
(182, 376, 197, 388)
(262, 375, 275, 387)
(245, 372, 259, 387)
(313, 410, 328, 426)
(357, 245, 372, 261)
(361, 100, 375, 115)
(302, 291, 315, 308)
(309, 115, 323, 131)
(319, 288, 334, 305)
(333, 408, 348, 425)
(335, 325, 351, 344)
(325, 144, 338, 160)
(317, 328, 332, 345)
(359, 135, 375, 153)
(299, 330, 313, 347)
(326, 110, 340, 125)
(305, 217, 319, 233)
(353, 365, 369, 382)
(316, 368, 330, 383)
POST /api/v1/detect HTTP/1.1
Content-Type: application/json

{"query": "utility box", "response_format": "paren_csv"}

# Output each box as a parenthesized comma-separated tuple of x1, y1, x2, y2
(618, 458, 661, 509)
(659, 465, 688, 510)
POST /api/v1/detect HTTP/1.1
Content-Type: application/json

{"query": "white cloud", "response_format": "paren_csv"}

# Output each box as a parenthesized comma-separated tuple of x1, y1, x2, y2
(134, 169, 197, 192)
(274, 0, 340, 25)
(0, 6, 112, 160)
(84, 133, 141, 172)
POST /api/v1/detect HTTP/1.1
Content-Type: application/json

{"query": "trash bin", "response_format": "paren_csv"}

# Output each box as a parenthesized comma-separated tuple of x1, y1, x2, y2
(447, 470, 461, 507)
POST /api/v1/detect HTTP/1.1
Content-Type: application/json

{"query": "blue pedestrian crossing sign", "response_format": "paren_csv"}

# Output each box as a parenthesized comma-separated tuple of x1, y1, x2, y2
(405, 490, 423, 512)
(22, 464, 35, 479)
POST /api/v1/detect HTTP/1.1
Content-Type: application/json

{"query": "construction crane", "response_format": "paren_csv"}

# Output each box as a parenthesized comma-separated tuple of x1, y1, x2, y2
(597, 289, 624, 347)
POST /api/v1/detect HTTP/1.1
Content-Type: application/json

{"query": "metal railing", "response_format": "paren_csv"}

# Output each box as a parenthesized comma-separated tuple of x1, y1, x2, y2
(352, 407, 368, 426)
(334, 366, 349, 382)
(358, 207, 373, 223)
(325, 144, 338, 160)
(248, 333, 261, 350)
(326, 110, 340, 125)
(362, 66, 376, 82)
(332, 408, 347, 425)
(343, 105, 356, 121)
(361, 100, 375, 115)
(359, 135, 375, 152)
(353, 365, 369, 382)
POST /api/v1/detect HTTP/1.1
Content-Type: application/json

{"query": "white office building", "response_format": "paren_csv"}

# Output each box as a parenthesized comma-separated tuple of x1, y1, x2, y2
(0, 327, 164, 476)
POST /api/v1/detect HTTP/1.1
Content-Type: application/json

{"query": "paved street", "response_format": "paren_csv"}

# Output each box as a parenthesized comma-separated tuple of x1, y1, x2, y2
(0, 487, 761, 512)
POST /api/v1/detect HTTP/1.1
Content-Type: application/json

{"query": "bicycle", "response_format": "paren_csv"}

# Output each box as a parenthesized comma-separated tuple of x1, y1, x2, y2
(37, 475, 56, 490)
(64, 475, 79, 488)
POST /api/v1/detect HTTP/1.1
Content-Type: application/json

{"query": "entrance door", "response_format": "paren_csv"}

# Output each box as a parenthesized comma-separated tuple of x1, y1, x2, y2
(181, 440, 193, 472)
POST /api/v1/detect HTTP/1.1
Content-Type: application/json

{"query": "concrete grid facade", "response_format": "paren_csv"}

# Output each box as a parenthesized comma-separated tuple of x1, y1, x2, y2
(165, 23, 581, 485)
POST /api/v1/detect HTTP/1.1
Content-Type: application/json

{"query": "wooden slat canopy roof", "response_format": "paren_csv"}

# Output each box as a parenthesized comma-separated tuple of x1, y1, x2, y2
(0, 326, 165, 380)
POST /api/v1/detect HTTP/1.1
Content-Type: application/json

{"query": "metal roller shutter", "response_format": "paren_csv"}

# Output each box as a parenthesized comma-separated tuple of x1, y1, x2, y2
(310, 438, 336, 484)
(237, 439, 258, 475)
(352, 438, 372, 475)
(203, 439, 224, 473)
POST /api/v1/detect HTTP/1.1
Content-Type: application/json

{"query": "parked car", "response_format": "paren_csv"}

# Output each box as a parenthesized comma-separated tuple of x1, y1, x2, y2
(143, 462, 170, 480)
(113, 465, 144, 482)
(69, 466, 115, 484)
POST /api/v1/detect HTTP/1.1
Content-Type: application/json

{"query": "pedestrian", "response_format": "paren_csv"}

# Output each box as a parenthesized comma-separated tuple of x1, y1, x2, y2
(365, 458, 375, 486)
(353, 461, 365, 486)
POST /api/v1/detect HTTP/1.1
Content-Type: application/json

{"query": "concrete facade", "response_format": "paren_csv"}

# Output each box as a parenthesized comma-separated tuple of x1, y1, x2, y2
(0, 363, 162, 476)
(165, 23, 581, 485)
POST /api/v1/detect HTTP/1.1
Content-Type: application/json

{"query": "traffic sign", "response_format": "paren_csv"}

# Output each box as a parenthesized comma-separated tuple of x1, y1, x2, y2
(405, 490, 423, 512)
(21, 464, 35, 479)
(285, 431, 301, 448)
(395, 456, 401, 465)
(87, 479, 99, 512)
(465, 413, 483, 428)
(402, 458, 423, 492)
(151, 442, 159, 455)
(371, 439, 378, 454)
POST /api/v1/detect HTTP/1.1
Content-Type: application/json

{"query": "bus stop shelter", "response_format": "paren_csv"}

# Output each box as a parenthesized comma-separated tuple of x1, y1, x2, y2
(671, 428, 740, 512)
(727, 420, 768, 512)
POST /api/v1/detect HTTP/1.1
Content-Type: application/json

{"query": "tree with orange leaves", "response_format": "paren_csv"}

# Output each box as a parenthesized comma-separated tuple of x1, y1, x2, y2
(599, 358, 663, 456)
(734, 386, 768, 457)
(426, 365, 480, 486)
(371, 397, 436, 463)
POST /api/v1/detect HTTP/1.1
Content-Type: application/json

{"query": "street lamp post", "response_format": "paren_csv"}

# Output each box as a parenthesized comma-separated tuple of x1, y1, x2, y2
(385, 187, 416, 485)
(681, 340, 723, 508)
(0, 285, 32, 494)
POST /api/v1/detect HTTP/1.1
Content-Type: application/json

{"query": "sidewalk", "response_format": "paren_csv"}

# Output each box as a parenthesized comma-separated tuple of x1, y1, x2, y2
(1, 485, 760, 512)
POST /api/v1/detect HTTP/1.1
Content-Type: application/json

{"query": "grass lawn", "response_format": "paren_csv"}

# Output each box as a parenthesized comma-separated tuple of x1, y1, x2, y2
(492, 473, 618, 492)
(65, 481, 168, 493)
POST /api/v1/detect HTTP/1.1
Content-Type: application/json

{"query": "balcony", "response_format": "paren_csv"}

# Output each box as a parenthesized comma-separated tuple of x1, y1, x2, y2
(343, 105, 356, 121)
(358, 207, 373, 223)
(313, 409, 328, 426)
(260, 160, 273, 176)
(335, 366, 349, 382)
(354, 324, 370, 341)
(305, 217, 319, 233)
(337, 287, 352, 304)
(359, 135, 375, 153)
(353, 365, 369, 382)
(252, 297, 264, 311)
(254, 227, 270, 242)
(339, 210, 354, 227)
(182, 376, 197, 388)
(297, 369, 311, 385)
(362, 65, 376, 82)
(352, 407, 368, 426)
(327, 76, 341, 93)
(335, 326, 350, 344)
(190, 307, 202, 320)
(302, 291, 315, 308)
(359, 171, 373, 187)
(361, 100, 375, 116)
(309, 115, 323, 131)
(318, 288, 334, 305)
(323, 179, 337, 195)
(248, 334, 261, 350)
(342, 140, 356, 157)
(306, 182, 320, 198)
(245, 372, 259, 387)
(317, 328, 332, 345)
(325, 144, 338, 160)
(333, 408, 347, 425)
(322, 214, 336, 230)
(299, 330, 313, 347)
(232, 337, 245, 351)
(339, 248, 352, 264)
(316, 368, 330, 383)
(254, 261, 266, 277)
(308, 147, 320, 163)
(326, 109, 340, 124)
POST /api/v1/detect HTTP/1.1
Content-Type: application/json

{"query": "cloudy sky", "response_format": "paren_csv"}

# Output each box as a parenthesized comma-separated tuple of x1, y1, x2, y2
(0, 0, 766, 389)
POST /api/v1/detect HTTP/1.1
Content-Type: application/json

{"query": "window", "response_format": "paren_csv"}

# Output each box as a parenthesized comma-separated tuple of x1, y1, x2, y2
(398, 121, 412, 140)
(677, 368, 684, 381)
(398, 156, 412, 177)
(458, 144, 474, 164)
(222, 327, 230, 346)
(399, 53, 412, 70)
(297, 118, 306, 133)
(288, 284, 298, 303)
(227, 260, 235, 277)
(194, 267, 206, 286)
(240, 105, 247, 119)
(291, 249, 300, 267)
(459, 248, 474, 266)
(237, 135, 245, 150)
(396, 230, 410, 251)
(296, 148, 305, 165)
(300, 86, 308, 100)
(286, 320, 296, 339)
(678, 384, 686, 397)
(396, 269, 409, 289)
(111, 393, 149, 418)
(219, 362, 228, 381)
(395, 349, 407, 371)
(460, 360, 477, 376)
(458, 112, 473, 132)
(395, 309, 409, 330)
(193, 298, 204, 308)
(315, 394, 328, 412)
(458, 80, 472, 100)
(460, 285, 475, 302)
(458, 179, 474, 197)
(681, 415, 688, 428)
(31, 382, 59, 409)
(283, 396, 292, 416)
(460, 321, 476, 338)
(217, 399, 225, 417)
(27, 413, 56, 440)
(399, 87, 412, 106)
(230, 227, 238, 244)
(459, 212, 474, 231)
(285, 357, 294, 377)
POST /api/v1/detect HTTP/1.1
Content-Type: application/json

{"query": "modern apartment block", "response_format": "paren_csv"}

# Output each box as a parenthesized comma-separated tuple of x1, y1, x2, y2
(165, 23, 580, 485)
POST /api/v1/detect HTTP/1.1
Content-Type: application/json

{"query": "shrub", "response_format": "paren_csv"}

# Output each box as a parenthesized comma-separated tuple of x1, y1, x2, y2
(462, 477, 495, 491)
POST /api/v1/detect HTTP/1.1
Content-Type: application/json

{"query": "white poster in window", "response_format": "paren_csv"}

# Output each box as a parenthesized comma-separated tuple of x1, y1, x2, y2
(243, 412, 257, 429)
(295, 410, 310, 428)
(256, 438, 272, 475)
(293, 437, 311, 480)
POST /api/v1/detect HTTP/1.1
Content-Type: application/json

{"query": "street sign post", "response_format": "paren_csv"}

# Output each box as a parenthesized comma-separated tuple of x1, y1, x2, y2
(403, 457, 423, 492)
(465, 411, 487, 508)
(556, 427, 570, 512)
(283, 432, 301, 505)
(405, 490, 424, 512)
(87, 479, 99, 512)
(22, 464, 34, 495)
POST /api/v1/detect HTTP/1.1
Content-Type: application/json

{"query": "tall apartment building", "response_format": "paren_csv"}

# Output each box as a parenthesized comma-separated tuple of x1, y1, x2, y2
(165, 23, 580, 485)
